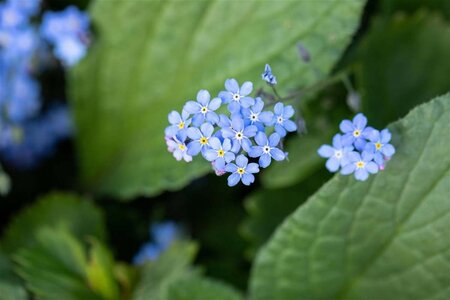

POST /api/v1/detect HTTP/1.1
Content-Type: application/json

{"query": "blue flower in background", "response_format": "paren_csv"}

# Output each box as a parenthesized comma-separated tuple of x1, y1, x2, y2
(165, 110, 191, 137)
(221, 115, 257, 152)
(218, 78, 255, 113)
(249, 132, 285, 168)
(340, 151, 379, 181)
(270, 102, 297, 137)
(186, 122, 214, 156)
(225, 154, 259, 186)
(8, 0, 41, 17)
(317, 134, 354, 172)
(204, 137, 235, 170)
(261, 64, 277, 85)
(40, 5, 90, 66)
(365, 129, 396, 166)
(133, 222, 181, 265)
(6, 74, 41, 122)
(241, 97, 273, 131)
(339, 113, 374, 151)
(183, 90, 221, 126)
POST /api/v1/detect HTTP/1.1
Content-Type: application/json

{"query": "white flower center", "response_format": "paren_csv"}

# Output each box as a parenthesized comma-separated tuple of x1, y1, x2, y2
(250, 112, 259, 122)
(232, 93, 241, 102)
(277, 116, 284, 124)
(235, 131, 244, 141)
(334, 150, 342, 159)
(200, 106, 208, 114)
(263, 145, 271, 154)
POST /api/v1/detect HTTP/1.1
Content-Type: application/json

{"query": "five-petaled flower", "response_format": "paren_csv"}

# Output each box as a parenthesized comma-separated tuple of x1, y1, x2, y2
(364, 129, 396, 166)
(225, 155, 260, 186)
(204, 137, 235, 171)
(339, 113, 374, 151)
(270, 102, 297, 137)
(165, 110, 191, 137)
(241, 98, 273, 131)
(218, 78, 255, 113)
(317, 134, 354, 172)
(340, 151, 378, 181)
(249, 132, 285, 168)
(184, 90, 221, 126)
(221, 115, 257, 153)
(186, 122, 214, 156)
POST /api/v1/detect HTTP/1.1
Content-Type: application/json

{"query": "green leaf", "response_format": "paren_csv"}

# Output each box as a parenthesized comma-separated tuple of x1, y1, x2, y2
(166, 275, 243, 300)
(0, 167, 10, 196)
(14, 228, 103, 300)
(0, 252, 27, 300)
(70, 0, 366, 198)
(250, 94, 450, 300)
(355, 12, 450, 127)
(380, 0, 450, 20)
(1, 192, 106, 254)
(133, 241, 198, 300)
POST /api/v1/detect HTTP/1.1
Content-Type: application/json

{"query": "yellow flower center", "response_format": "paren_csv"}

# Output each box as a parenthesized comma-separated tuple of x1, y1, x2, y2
(178, 121, 185, 129)
(200, 137, 208, 145)
(237, 168, 245, 175)
(217, 149, 225, 157)
(353, 129, 361, 137)
(356, 161, 365, 168)
(375, 142, 382, 150)
(178, 144, 186, 151)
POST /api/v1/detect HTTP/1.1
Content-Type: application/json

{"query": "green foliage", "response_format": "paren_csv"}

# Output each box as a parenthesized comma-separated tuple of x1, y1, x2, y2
(0, 192, 106, 254)
(14, 227, 121, 300)
(250, 94, 450, 300)
(70, 0, 366, 198)
(380, 0, 450, 20)
(355, 12, 450, 127)
(0, 168, 10, 196)
(0, 252, 27, 300)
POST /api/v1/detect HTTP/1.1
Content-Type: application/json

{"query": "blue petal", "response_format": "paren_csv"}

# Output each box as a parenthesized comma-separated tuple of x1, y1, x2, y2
(228, 101, 241, 114)
(201, 122, 214, 137)
(246, 163, 260, 174)
(181, 110, 190, 120)
(248, 146, 263, 158)
(227, 173, 241, 187)
(340, 163, 356, 175)
(253, 98, 264, 112)
(231, 116, 244, 131)
(187, 127, 202, 140)
(221, 128, 235, 139)
(184, 101, 200, 114)
(339, 119, 354, 133)
(270, 148, 285, 161)
(208, 97, 221, 111)
(164, 125, 178, 138)
(326, 157, 340, 172)
(254, 132, 267, 146)
(354, 138, 367, 152)
(269, 133, 280, 147)
(218, 114, 231, 128)
(283, 119, 297, 132)
(225, 163, 237, 173)
(274, 102, 284, 115)
(283, 105, 295, 119)
(241, 173, 255, 185)
(225, 78, 239, 93)
(380, 129, 392, 143)
(168, 111, 181, 125)
(206, 112, 219, 124)
(241, 139, 252, 152)
(353, 113, 367, 129)
(187, 141, 202, 156)
(354, 168, 369, 181)
(374, 152, 384, 165)
(204, 149, 218, 161)
(347, 151, 360, 162)
(231, 140, 241, 153)
(224, 152, 235, 163)
(222, 138, 232, 151)
(241, 96, 255, 108)
(259, 111, 273, 124)
(209, 137, 221, 150)
(259, 154, 271, 168)
(197, 90, 210, 106)
(215, 157, 225, 170)
(236, 154, 248, 168)
(274, 124, 286, 137)
(240, 81, 253, 96)
(192, 114, 204, 127)
(366, 161, 379, 174)
(341, 133, 354, 146)
(332, 134, 342, 149)
(219, 91, 232, 103)
(382, 144, 395, 156)
(243, 125, 257, 138)
(362, 151, 374, 162)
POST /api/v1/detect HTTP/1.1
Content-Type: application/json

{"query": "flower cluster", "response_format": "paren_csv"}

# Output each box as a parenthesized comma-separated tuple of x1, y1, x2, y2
(133, 222, 181, 265)
(318, 113, 395, 181)
(165, 68, 297, 187)
(0, 1, 90, 169)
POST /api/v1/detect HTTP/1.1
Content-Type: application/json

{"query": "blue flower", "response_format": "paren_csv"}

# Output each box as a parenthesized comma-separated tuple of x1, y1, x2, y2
(132, 243, 161, 265)
(317, 134, 354, 172)
(270, 102, 297, 137)
(241, 97, 273, 131)
(165, 110, 191, 137)
(0, 3, 27, 29)
(183, 90, 221, 126)
(218, 78, 255, 113)
(6, 74, 41, 122)
(365, 129, 396, 165)
(204, 137, 235, 170)
(261, 64, 277, 85)
(340, 151, 378, 181)
(249, 132, 285, 168)
(166, 131, 192, 162)
(221, 115, 257, 152)
(8, 0, 41, 17)
(339, 113, 374, 151)
(186, 122, 214, 156)
(225, 154, 259, 186)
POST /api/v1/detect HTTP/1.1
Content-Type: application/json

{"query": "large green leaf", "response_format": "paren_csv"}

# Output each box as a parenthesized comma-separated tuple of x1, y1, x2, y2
(355, 12, 450, 128)
(0, 192, 106, 254)
(380, 0, 450, 20)
(0, 252, 27, 300)
(250, 94, 450, 300)
(70, 0, 366, 198)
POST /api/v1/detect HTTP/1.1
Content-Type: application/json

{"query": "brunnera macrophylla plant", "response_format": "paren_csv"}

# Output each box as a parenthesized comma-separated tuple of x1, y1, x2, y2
(317, 113, 396, 181)
(165, 64, 297, 187)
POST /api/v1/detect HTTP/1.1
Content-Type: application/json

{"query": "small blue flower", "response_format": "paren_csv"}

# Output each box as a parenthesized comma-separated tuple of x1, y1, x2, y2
(241, 97, 273, 131)
(221, 115, 257, 152)
(340, 151, 378, 181)
(225, 154, 259, 186)
(132, 243, 161, 265)
(218, 78, 255, 113)
(164, 110, 191, 137)
(166, 131, 192, 162)
(0, 3, 27, 29)
(339, 113, 374, 151)
(365, 129, 396, 166)
(204, 137, 235, 170)
(261, 64, 277, 85)
(317, 134, 354, 172)
(249, 132, 285, 168)
(270, 102, 297, 137)
(183, 90, 221, 126)
(186, 122, 214, 156)
(6, 74, 41, 122)
(8, 0, 41, 17)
